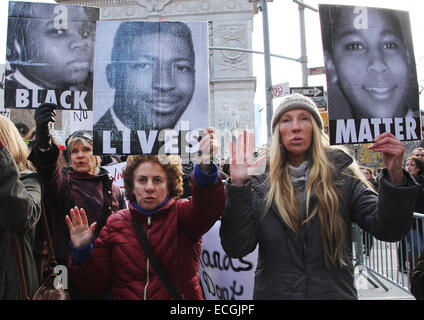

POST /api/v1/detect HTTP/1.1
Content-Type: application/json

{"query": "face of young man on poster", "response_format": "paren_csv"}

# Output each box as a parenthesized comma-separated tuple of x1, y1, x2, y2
(17, 5, 95, 89)
(329, 7, 410, 118)
(109, 31, 195, 130)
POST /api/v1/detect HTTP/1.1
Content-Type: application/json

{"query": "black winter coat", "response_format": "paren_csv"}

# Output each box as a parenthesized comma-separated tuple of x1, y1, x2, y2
(220, 150, 419, 300)
(0, 145, 42, 299)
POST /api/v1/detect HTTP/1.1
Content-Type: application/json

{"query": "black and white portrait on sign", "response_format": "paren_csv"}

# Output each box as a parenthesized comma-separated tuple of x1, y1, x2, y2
(5, 1, 98, 110)
(319, 4, 420, 145)
(92, 21, 209, 155)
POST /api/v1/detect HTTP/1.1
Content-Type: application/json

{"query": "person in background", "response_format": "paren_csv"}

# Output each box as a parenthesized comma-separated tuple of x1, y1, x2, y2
(403, 156, 424, 273)
(14, 122, 29, 138)
(220, 93, 419, 300)
(360, 166, 379, 191)
(28, 103, 125, 299)
(0, 115, 42, 299)
(412, 147, 424, 159)
(66, 128, 225, 299)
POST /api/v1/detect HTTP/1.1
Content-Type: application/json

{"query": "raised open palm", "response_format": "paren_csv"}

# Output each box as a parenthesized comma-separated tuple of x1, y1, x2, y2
(230, 130, 266, 185)
(65, 206, 97, 249)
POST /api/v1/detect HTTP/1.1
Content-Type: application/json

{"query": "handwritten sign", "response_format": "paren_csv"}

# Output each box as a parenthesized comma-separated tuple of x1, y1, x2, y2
(102, 161, 127, 191)
(199, 221, 258, 300)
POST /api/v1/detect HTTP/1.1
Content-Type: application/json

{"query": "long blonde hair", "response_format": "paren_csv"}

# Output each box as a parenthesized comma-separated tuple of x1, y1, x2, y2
(265, 116, 367, 267)
(0, 115, 35, 172)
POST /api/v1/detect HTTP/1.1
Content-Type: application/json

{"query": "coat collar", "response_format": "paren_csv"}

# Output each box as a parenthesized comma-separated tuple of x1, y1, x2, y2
(130, 197, 176, 220)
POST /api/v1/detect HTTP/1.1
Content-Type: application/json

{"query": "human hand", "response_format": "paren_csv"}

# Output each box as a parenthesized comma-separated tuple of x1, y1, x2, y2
(230, 130, 266, 185)
(34, 103, 56, 149)
(65, 206, 97, 249)
(196, 127, 220, 173)
(368, 132, 405, 185)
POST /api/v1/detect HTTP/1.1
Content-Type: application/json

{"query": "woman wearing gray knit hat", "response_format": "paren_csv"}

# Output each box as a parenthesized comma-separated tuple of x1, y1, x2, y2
(220, 93, 419, 300)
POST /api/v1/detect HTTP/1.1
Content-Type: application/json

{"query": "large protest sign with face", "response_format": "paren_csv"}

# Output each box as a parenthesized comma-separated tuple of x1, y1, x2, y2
(92, 21, 209, 156)
(319, 5, 420, 145)
(5, 2, 98, 111)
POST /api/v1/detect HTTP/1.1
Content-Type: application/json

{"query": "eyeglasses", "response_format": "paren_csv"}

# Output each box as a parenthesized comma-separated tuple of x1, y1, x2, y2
(415, 154, 424, 157)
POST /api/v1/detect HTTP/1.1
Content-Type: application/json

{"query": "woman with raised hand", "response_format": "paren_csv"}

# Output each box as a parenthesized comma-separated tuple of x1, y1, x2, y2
(66, 128, 225, 299)
(220, 93, 420, 300)
(28, 103, 125, 299)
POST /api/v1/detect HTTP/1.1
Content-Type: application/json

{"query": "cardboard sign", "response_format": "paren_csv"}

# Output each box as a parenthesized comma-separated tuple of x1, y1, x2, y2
(92, 21, 209, 155)
(319, 4, 420, 145)
(199, 221, 258, 300)
(5, 2, 99, 110)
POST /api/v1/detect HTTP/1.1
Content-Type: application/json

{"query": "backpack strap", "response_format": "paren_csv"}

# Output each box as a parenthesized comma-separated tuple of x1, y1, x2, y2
(131, 217, 183, 300)
(12, 233, 30, 300)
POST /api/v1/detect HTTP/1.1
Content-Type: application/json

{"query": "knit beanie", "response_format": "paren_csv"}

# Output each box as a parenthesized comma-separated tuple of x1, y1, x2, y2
(271, 93, 324, 134)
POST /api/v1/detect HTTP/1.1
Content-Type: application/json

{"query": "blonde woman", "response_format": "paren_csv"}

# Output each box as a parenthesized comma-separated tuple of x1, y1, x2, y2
(0, 115, 42, 299)
(220, 94, 419, 300)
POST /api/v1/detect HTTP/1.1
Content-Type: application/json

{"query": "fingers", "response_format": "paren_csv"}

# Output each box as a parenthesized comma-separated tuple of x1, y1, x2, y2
(80, 208, 88, 226)
(368, 133, 405, 155)
(35, 104, 57, 124)
(89, 222, 97, 234)
(235, 132, 244, 165)
(198, 128, 221, 163)
(65, 215, 73, 231)
(246, 131, 255, 164)
(68, 206, 88, 227)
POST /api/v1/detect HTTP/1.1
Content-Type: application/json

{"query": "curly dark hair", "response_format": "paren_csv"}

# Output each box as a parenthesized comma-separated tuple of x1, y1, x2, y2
(123, 155, 183, 202)
(407, 155, 424, 176)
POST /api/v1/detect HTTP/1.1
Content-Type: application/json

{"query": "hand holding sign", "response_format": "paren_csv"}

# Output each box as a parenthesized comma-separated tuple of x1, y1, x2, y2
(196, 127, 220, 174)
(368, 132, 405, 185)
(34, 103, 56, 150)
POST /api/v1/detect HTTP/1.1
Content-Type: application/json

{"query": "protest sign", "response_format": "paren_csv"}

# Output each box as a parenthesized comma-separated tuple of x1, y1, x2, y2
(92, 21, 209, 155)
(319, 4, 420, 145)
(5, 2, 99, 110)
(199, 221, 257, 300)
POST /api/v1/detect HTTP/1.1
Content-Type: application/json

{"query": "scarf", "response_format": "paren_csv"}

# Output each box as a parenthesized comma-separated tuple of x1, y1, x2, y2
(131, 195, 171, 215)
(288, 160, 309, 220)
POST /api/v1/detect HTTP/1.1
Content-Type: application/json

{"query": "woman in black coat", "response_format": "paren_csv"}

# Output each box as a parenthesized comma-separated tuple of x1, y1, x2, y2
(220, 94, 419, 300)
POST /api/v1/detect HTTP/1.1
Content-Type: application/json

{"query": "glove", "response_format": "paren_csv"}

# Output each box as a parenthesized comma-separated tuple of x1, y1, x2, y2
(34, 103, 57, 149)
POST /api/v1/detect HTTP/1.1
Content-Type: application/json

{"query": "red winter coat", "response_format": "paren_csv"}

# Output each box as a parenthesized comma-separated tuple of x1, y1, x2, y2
(69, 177, 224, 300)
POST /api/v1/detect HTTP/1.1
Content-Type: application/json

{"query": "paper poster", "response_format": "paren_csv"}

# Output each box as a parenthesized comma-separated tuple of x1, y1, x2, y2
(319, 5, 420, 145)
(199, 221, 258, 300)
(92, 21, 209, 155)
(102, 161, 127, 191)
(5, 1, 99, 110)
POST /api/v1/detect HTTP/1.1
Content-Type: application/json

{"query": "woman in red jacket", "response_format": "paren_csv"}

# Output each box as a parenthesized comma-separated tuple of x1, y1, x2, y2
(66, 128, 225, 299)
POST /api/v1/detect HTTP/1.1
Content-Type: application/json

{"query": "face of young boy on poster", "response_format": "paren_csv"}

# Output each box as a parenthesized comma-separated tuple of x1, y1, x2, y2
(109, 30, 195, 130)
(18, 5, 95, 89)
(329, 7, 410, 118)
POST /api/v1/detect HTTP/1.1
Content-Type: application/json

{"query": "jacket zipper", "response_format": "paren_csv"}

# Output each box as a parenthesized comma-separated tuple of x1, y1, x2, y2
(143, 216, 152, 300)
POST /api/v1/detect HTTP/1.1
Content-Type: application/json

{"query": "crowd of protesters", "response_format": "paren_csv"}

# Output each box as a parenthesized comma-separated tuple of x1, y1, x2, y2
(3, 95, 424, 300)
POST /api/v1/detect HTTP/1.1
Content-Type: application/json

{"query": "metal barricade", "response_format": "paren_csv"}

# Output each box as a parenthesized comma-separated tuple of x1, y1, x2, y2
(353, 213, 424, 295)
